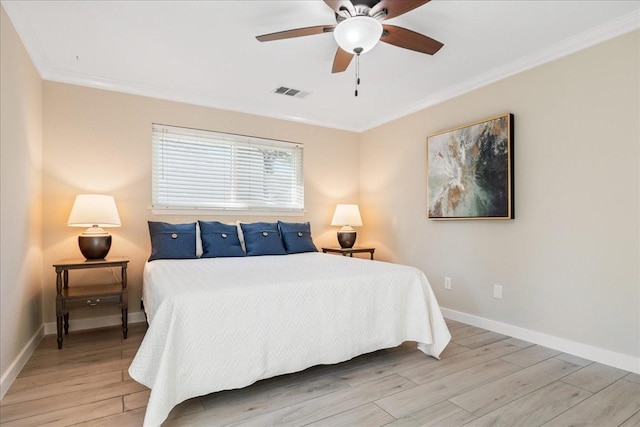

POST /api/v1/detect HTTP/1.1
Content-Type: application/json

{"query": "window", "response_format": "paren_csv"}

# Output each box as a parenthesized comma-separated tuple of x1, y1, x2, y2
(152, 124, 304, 213)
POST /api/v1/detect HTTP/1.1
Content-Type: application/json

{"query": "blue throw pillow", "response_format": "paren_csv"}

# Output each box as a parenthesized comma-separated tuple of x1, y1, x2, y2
(148, 221, 197, 261)
(240, 222, 287, 256)
(278, 221, 318, 254)
(198, 221, 245, 258)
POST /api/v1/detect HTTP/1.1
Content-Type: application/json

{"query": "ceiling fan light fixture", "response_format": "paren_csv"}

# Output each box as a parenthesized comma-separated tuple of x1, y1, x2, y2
(333, 16, 383, 55)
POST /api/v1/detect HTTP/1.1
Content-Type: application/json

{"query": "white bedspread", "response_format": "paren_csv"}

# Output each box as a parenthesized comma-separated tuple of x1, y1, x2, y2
(129, 252, 450, 426)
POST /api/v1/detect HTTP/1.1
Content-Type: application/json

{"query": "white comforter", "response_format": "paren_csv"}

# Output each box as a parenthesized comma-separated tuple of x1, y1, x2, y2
(129, 253, 450, 426)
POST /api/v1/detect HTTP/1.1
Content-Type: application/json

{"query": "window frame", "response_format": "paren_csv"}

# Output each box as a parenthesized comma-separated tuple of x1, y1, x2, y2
(151, 124, 305, 216)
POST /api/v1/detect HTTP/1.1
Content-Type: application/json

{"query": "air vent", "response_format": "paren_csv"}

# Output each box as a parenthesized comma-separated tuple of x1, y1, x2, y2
(273, 86, 311, 99)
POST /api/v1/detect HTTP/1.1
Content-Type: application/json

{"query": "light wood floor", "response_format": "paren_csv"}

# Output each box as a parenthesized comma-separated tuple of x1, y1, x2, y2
(1, 319, 639, 426)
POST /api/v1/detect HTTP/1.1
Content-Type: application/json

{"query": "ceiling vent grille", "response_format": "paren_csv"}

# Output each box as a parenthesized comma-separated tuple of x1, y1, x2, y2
(273, 86, 311, 99)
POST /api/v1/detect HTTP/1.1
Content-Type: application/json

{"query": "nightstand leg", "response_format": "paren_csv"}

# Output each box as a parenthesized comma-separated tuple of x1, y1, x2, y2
(122, 308, 128, 339)
(56, 316, 63, 349)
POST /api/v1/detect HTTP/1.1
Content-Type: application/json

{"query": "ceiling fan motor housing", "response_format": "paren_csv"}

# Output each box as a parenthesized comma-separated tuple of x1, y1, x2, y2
(336, 4, 387, 22)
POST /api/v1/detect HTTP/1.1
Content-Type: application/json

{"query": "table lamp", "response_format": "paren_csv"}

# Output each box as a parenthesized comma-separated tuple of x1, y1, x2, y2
(67, 194, 121, 259)
(331, 204, 362, 248)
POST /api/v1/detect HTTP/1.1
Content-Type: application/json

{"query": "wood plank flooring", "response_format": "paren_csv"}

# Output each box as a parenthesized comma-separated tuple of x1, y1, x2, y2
(1, 319, 638, 426)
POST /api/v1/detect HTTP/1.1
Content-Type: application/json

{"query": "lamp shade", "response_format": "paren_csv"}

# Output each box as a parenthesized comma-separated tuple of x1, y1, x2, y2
(331, 204, 363, 227)
(67, 194, 121, 228)
(333, 16, 383, 54)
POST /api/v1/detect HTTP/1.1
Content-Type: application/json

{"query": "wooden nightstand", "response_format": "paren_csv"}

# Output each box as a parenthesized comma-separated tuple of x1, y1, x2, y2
(322, 247, 375, 260)
(53, 257, 129, 349)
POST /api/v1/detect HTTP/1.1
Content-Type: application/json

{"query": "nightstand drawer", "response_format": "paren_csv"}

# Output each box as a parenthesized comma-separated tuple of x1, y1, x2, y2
(63, 293, 123, 309)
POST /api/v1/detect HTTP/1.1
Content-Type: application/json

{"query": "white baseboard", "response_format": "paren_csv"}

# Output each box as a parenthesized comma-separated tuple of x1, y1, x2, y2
(0, 325, 44, 400)
(1, 312, 147, 400)
(441, 307, 640, 374)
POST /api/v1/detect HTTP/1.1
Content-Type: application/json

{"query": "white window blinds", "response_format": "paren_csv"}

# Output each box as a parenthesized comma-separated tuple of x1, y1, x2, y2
(152, 124, 304, 212)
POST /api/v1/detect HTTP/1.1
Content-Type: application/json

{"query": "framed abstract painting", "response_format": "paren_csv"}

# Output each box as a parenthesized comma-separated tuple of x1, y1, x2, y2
(427, 113, 514, 220)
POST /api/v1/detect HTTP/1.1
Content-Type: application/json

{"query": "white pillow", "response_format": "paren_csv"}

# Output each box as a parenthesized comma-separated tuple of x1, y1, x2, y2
(235, 220, 246, 253)
(196, 221, 203, 257)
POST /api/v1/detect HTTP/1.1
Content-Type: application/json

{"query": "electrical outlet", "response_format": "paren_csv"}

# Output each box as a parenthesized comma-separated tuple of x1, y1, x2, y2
(493, 284, 503, 299)
(444, 277, 452, 290)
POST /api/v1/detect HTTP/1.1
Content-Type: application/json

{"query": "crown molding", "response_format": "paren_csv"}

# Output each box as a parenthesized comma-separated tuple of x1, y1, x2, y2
(365, 10, 640, 132)
(3, 1, 638, 133)
(42, 66, 358, 131)
(2, 1, 50, 76)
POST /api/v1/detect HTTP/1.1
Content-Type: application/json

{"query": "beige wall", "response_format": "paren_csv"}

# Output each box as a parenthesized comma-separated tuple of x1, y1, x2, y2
(0, 6, 43, 383)
(41, 82, 360, 323)
(2, 4, 638, 388)
(360, 31, 640, 359)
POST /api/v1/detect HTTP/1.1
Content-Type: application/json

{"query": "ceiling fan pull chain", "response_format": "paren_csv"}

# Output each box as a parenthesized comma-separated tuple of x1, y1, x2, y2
(354, 55, 359, 97)
(354, 48, 363, 97)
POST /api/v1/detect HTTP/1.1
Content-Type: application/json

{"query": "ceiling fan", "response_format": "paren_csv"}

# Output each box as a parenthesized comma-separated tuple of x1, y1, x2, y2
(256, 0, 444, 74)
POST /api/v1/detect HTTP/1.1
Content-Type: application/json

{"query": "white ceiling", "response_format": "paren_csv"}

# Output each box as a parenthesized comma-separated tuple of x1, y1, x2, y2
(3, 0, 639, 132)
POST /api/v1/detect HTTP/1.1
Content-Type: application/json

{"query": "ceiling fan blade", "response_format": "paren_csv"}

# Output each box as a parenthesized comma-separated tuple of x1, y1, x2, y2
(380, 25, 443, 55)
(370, 0, 431, 20)
(323, 0, 356, 17)
(332, 48, 354, 73)
(256, 25, 335, 42)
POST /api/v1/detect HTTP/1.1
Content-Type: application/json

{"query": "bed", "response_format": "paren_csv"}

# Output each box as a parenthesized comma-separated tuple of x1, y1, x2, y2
(128, 252, 451, 426)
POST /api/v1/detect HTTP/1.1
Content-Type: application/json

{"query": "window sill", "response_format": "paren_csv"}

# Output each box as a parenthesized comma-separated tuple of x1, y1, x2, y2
(149, 207, 305, 217)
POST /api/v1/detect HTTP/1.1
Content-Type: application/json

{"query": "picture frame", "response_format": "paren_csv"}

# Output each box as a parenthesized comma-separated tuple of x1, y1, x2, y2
(427, 113, 514, 220)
